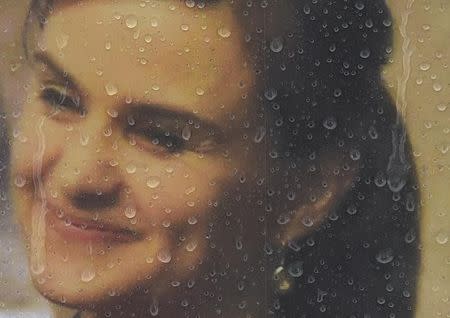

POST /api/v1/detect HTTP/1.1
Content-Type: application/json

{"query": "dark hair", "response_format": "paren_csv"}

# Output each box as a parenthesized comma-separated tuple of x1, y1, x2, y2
(23, 1, 420, 317)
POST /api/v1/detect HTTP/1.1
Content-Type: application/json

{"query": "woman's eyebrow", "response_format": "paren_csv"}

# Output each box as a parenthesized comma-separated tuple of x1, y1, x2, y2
(128, 103, 225, 141)
(33, 52, 83, 92)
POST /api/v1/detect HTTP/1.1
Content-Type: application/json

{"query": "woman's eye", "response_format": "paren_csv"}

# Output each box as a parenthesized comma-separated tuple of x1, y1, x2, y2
(136, 128, 186, 153)
(40, 87, 80, 112)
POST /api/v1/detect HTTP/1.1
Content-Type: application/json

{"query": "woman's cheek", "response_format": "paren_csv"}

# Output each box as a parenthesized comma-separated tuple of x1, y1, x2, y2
(126, 156, 229, 227)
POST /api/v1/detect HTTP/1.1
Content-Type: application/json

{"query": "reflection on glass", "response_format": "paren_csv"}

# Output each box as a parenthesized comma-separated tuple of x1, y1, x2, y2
(4, 0, 420, 317)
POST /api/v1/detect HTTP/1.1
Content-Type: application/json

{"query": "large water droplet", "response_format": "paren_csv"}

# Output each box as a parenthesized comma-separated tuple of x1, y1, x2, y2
(157, 249, 172, 263)
(125, 15, 138, 29)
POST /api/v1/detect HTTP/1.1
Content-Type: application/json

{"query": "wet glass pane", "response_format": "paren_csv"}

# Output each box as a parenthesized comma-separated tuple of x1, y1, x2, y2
(0, 0, 448, 317)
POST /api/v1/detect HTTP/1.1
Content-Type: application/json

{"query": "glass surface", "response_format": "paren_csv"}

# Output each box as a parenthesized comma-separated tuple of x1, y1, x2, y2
(0, 1, 448, 317)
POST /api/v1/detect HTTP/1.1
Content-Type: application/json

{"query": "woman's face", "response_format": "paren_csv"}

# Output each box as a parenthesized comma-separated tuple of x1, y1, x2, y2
(10, 0, 261, 307)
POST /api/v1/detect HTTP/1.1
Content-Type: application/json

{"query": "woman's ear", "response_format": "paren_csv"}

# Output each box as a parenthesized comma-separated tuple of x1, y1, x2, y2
(278, 159, 358, 246)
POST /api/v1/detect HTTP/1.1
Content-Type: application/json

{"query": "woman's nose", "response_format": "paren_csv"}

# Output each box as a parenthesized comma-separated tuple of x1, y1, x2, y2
(69, 181, 122, 211)
(55, 118, 126, 212)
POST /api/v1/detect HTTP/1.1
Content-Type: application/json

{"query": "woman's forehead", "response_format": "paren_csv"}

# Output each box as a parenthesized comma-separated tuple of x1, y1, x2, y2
(36, 0, 257, 123)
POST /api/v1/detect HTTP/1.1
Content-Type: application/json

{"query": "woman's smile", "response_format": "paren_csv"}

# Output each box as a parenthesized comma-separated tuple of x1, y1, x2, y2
(42, 199, 142, 244)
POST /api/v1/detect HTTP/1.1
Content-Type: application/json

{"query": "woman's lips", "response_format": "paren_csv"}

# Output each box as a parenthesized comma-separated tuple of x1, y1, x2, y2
(40, 202, 140, 244)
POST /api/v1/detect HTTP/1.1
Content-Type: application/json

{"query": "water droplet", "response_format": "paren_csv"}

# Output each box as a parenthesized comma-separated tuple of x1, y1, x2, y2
(419, 62, 430, 71)
(81, 268, 96, 282)
(181, 24, 189, 31)
(185, 0, 195, 8)
(56, 33, 69, 50)
(217, 27, 231, 38)
(107, 109, 118, 118)
(185, 186, 196, 195)
(125, 15, 138, 29)
(124, 207, 136, 219)
(105, 83, 118, 96)
(126, 164, 136, 174)
(144, 34, 152, 43)
(31, 263, 45, 275)
(376, 248, 394, 264)
(287, 261, 303, 277)
(182, 125, 192, 141)
(188, 216, 197, 225)
(195, 87, 205, 96)
(150, 18, 158, 27)
(157, 249, 172, 263)
(105, 41, 111, 50)
(436, 232, 448, 245)
(270, 37, 284, 53)
(146, 176, 161, 189)
(14, 175, 26, 188)
(80, 134, 90, 146)
(264, 88, 277, 101)
(186, 241, 197, 252)
(323, 117, 337, 130)
(433, 83, 442, 92)
(360, 48, 371, 59)
(254, 126, 266, 143)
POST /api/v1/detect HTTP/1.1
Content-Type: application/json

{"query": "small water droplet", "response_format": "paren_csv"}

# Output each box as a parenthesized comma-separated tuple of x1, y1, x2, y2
(419, 62, 430, 71)
(144, 34, 152, 43)
(105, 41, 111, 50)
(323, 117, 337, 130)
(107, 109, 118, 118)
(217, 27, 231, 38)
(126, 164, 136, 174)
(433, 83, 442, 92)
(181, 24, 189, 31)
(188, 216, 197, 225)
(105, 83, 118, 96)
(124, 207, 136, 219)
(360, 48, 371, 59)
(81, 268, 96, 282)
(14, 175, 26, 188)
(150, 18, 158, 27)
(287, 261, 303, 277)
(186, 241, 198, 252)
(185, 186, 196, 195)
(182, 125, 192, 141)
(254, 126, 266, 143)
(185, 0, 195, 8)
(264, 88, 277, 101)
(270, 37, 283, 53)
(195, 87, 205, 96)
(146, 176, 161, 189)
(436, 232, 448, 245)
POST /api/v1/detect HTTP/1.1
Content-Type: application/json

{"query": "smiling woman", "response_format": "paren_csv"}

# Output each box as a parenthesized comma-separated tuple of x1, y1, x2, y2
(6, 0, 420, 317)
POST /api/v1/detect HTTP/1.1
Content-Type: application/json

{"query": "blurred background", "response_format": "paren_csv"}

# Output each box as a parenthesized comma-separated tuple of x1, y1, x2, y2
(0, 0, 448, 317)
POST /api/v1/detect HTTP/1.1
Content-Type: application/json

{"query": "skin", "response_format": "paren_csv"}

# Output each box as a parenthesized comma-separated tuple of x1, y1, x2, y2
(10, 1, 348, 317)
(11, 1, 265, 316)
